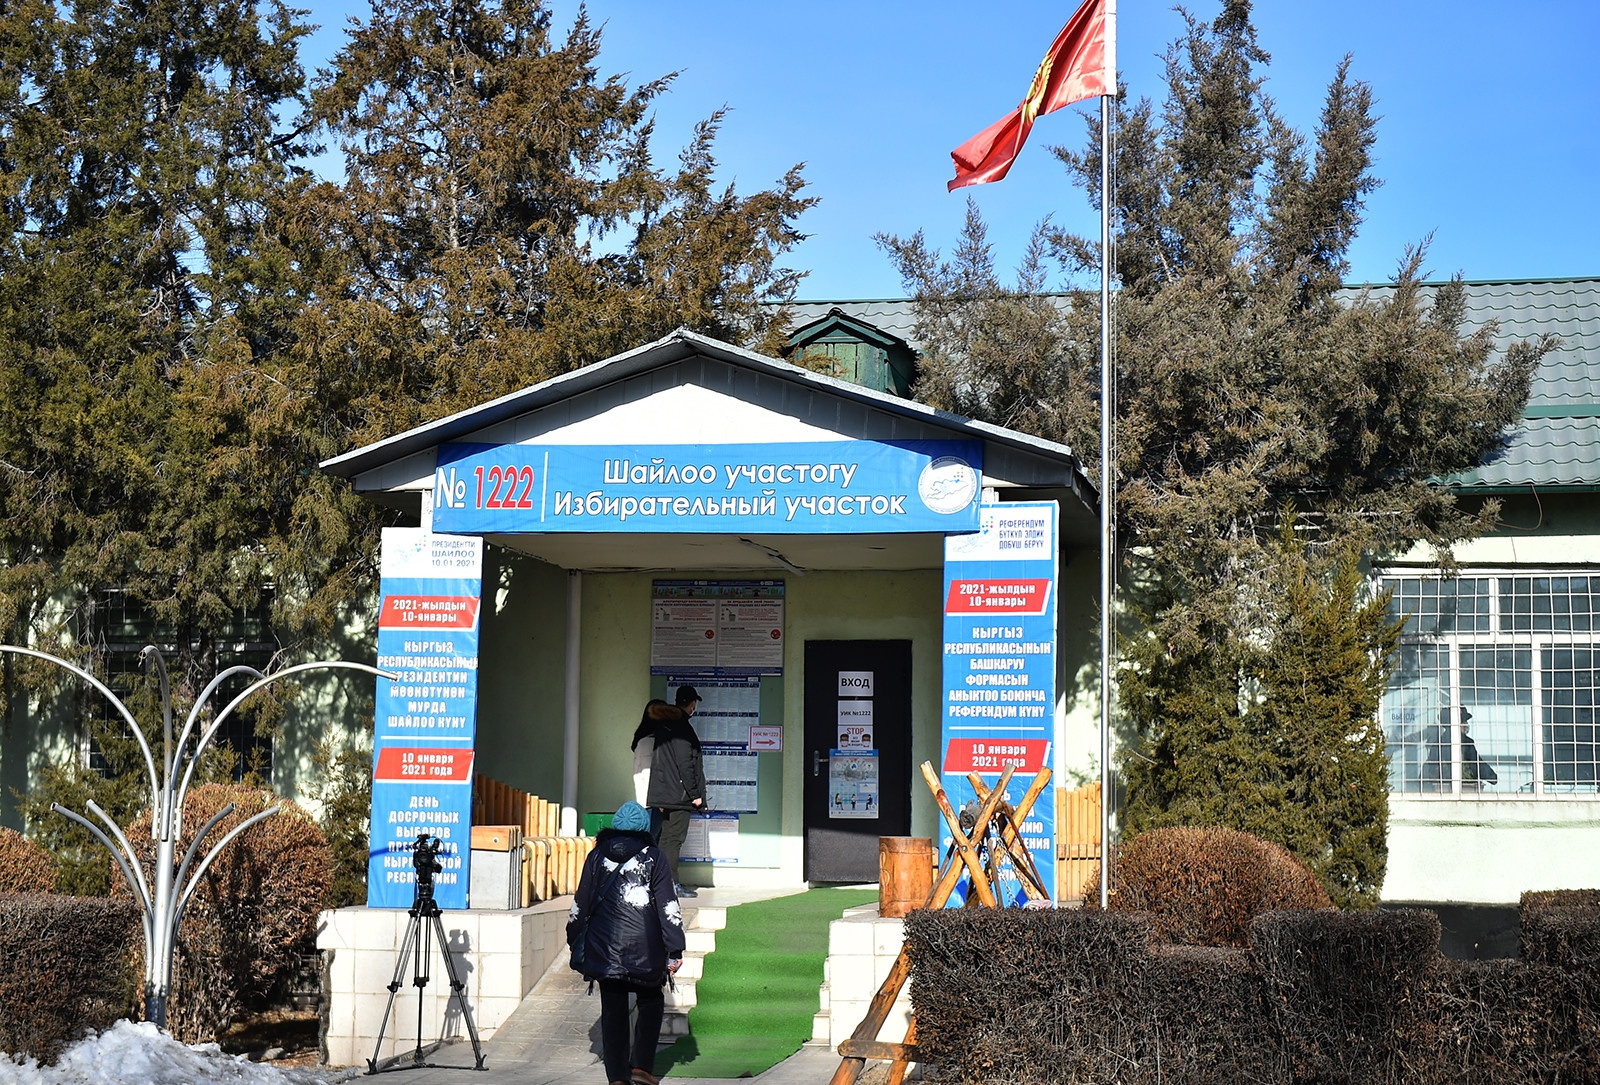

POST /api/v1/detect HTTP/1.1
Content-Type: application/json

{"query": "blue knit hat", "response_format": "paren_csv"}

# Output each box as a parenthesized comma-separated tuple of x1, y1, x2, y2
(613, 801, 650, 833)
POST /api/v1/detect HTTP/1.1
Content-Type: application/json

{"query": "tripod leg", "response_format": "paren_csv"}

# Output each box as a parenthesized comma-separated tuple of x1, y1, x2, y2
(367, 912, 421, 1074)
(429, 912, 487, 1069)
(411, 912, 429, 1065)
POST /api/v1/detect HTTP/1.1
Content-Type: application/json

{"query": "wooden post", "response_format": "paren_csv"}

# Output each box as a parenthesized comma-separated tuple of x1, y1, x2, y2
(967, 768, 1053, 901)
(829, 763, 1015, 1085)
(878, 837, 935, 919)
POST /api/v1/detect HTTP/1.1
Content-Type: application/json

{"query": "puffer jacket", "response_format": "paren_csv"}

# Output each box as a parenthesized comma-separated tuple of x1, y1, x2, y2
(566, 828, 685, 985)
(645, 705, 705, 812)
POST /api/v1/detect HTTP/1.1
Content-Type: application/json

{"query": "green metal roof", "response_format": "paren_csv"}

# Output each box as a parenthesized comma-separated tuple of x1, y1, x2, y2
(789, 277, 1600, 491)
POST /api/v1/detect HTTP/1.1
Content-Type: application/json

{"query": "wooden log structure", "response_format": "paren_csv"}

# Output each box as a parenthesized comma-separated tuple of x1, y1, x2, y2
(828, 761, 1038, 1085)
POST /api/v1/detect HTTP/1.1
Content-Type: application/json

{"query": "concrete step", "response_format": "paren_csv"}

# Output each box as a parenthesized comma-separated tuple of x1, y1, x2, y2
(812, 977, 833, 1043)
(681, 905, 726, 930)
(664, 978, 696, 1009)
(660, 900, 723, 1031)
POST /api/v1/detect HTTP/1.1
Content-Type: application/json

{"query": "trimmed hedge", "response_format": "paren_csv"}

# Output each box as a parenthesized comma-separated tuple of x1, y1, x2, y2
(1093, 825, 1334, 946)
(905, 904, 1600, 1085)
(0, 894, 140, 1065)
(0, 827, 59, 893)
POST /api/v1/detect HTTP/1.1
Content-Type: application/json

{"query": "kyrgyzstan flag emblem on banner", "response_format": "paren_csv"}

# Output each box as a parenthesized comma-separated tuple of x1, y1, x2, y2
(948, 0, 1114, 190)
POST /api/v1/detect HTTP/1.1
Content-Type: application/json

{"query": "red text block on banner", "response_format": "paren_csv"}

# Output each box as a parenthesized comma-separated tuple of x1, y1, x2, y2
(943, 738, 1051, 775)
(378, 595, 481, 630)
(945, 579, 1052, 615)
(374, 747, 475, 783)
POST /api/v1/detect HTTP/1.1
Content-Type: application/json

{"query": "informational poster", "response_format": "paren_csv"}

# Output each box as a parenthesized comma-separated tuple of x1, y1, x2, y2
(368, 529, 484, 909)
(829, 750, 880, 818)
(837, 698, 874, 750)
(651, 599, 718, 671)
(940, 502, 1058, 904)
(701, 747, 760, 813)
(431, 440, 984, 536)
(652, 581, 785, 676)
(682, 812, 741, 864)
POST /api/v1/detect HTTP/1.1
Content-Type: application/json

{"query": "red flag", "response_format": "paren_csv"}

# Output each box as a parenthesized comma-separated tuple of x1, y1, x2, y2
(948, 0, 1113, 191)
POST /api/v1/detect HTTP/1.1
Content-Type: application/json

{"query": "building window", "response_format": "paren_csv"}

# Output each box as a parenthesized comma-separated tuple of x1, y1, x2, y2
(81, 589, 279, 783)
(1379, 570, 1600, 797)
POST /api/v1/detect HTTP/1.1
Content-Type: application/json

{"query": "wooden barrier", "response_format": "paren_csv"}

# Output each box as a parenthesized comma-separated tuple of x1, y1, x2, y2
(522, 835, 595, 903)
(472, 773, 560, 840)
(472, 773, 591, 904)
(1056, 781, 1102, 903)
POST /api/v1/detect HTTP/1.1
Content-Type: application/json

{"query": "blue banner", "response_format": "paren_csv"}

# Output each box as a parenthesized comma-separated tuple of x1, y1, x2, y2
(430, 440, 983, 534)
(939, 503, 1058, 905)
(368, 530, 484, 909)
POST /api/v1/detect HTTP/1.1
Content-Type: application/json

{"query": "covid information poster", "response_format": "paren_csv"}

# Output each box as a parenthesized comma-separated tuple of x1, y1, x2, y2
(939, 503, 1058, 904)
(367, 529, 484, 909)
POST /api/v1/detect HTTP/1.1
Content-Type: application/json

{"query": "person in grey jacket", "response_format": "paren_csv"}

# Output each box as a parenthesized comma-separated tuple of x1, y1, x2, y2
(567, 801, 684, 1085)
(646, 685, 705, 897)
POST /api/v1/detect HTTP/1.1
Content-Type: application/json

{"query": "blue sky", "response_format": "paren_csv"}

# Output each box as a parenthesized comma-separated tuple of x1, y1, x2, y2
(301, 1, 1599, 301)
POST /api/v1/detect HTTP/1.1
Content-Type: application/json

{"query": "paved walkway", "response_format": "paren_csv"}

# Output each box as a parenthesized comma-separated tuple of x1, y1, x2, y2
(360, 888, 851, 1085)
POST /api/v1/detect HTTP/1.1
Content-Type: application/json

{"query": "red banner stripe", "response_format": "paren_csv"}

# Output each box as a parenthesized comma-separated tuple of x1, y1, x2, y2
(942, 738, 1050, 775)
(374, 746, 475, 783)
(378, 595, 481, 630)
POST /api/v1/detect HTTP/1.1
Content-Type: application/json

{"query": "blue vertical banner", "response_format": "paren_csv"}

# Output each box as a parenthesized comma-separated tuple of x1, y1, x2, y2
(940, 503, 1058, 905)
(368, 529, 484, 909)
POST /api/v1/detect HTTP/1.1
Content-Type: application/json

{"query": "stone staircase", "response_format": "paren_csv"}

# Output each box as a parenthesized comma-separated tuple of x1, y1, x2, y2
(661, 902, 726, 1037)
(810, 903, 911, 1049)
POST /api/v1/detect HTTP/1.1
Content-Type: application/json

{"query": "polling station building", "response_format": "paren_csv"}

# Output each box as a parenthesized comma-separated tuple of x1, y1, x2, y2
(320, 328, 1104, 899)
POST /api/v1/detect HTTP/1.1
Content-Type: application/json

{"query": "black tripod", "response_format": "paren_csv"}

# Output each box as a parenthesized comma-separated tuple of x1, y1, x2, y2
(368, 836, 486, 1074)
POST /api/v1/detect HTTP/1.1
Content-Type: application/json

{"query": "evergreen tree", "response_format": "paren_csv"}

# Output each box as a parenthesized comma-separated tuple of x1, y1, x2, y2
(0, 0, 377, 877)
(2, 0, 818, 876)
(295, 0, 816, 433)
(1121, 522, 1401, 907)
(882, 0, 1556, 902)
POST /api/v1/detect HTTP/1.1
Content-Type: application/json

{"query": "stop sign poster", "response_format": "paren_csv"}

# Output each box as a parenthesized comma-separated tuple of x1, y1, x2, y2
(940, 502, 1058, 904)
(367, 528, 484, 909)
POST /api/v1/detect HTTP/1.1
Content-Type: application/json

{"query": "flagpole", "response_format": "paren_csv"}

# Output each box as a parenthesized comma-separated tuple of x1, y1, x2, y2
(1098, 3, 1116, 913)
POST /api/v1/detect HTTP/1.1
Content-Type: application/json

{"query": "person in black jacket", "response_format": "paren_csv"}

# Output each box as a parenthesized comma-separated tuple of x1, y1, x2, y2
(646, 685, 706, 897)
(567, 801, 685, 1085)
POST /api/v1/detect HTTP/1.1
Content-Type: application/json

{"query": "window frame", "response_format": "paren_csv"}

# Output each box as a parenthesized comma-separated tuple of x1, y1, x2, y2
(1376, 565, 1599, 800)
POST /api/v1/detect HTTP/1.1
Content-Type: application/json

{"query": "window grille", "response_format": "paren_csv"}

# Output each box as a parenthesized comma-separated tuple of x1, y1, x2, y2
(80, 589, 279, 783)
(1379, 570, 1600, 797)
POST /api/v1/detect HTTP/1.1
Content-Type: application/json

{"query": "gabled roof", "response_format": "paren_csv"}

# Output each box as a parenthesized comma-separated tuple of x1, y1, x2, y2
(321, 328, 1102, 554)
(786, 307, 913, 353)
(789, 277, 1600, 492)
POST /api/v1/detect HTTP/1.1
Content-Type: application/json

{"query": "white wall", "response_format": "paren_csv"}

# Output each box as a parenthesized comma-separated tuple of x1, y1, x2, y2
(1385, 798, 1600, 904)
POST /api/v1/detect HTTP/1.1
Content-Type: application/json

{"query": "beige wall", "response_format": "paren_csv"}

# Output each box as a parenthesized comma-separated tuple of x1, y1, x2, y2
(468, 547, 1100, 888)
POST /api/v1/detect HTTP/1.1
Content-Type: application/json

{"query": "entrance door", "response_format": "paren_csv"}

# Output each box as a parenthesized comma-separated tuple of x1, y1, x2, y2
(803, 640, 912, 883)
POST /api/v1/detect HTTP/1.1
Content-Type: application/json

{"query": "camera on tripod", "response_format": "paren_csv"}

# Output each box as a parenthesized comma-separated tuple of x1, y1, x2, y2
(369, 831, 485, 1073)
(405, 833, 445, 904)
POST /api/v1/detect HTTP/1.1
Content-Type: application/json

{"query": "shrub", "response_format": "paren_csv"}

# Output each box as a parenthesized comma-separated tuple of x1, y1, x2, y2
(1098, 825, 1332, 946)
(1521, 887, 1600, 911)
(0, 894, 140, 1064)
(119, 783, 332, 1043)
(311, 739, 373, 908)
(1252, 908, 1440, 1082)
(0, 827, 59, 893)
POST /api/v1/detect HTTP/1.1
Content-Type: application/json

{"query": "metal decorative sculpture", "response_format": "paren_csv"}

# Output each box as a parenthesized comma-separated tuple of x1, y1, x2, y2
(0, 643, 392, 1029)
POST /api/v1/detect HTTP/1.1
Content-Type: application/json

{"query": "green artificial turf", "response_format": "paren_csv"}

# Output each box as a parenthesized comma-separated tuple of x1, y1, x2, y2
(657, 886, 879, 1079)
